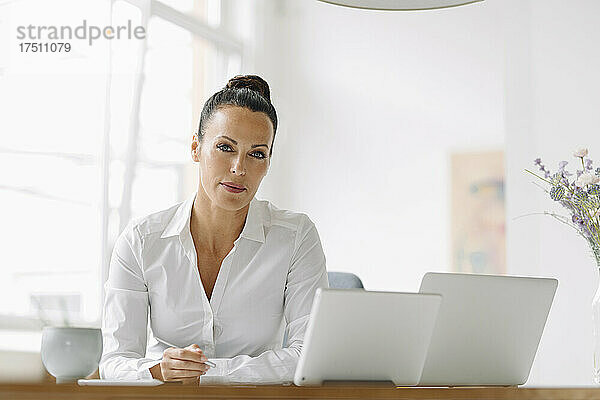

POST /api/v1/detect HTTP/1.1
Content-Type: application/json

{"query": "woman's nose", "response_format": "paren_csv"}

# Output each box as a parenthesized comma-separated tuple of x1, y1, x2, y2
(230, 155, 246, 176)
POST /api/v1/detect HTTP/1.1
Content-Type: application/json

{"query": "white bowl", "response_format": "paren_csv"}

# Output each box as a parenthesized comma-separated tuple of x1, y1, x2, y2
(41, 327, 102, 384)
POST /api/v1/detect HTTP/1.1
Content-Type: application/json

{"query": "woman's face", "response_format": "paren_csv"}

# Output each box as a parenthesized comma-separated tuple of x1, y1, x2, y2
(192, 106, 273, 211)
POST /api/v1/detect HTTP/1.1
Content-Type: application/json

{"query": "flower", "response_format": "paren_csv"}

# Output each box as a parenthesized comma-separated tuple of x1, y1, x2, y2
(574, 190, 589, 205)
(551, 173, 563, 185)
(586, 159, 594, 170)
(557, 161, 572, 177)
(574, 148, 589, 158)
(526, 148, 599, 268)
(550, 186, 565, 201)
(576, 173, 600, 188)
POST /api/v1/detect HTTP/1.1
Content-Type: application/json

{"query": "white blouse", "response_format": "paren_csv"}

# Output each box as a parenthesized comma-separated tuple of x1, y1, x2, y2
(99, 194, 328, 384)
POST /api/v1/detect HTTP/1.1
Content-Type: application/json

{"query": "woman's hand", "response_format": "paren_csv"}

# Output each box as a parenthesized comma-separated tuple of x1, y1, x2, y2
(151, 344, 211, 384)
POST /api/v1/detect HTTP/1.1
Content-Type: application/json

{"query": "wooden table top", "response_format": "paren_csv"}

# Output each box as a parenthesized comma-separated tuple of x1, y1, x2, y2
(3, 383, 600, 400)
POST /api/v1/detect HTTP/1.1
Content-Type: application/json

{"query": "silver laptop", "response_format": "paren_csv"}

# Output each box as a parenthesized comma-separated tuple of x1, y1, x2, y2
(294, 288, 442, 386)
(417, 272, 558, 386)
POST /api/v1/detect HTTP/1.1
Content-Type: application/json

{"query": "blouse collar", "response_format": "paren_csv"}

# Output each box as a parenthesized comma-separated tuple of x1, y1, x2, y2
(160, 193, 265, 243)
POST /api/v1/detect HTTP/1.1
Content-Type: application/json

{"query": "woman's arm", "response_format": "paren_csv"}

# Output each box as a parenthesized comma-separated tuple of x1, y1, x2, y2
(99, 223, 161, 380)
(199, 215, 329, 384)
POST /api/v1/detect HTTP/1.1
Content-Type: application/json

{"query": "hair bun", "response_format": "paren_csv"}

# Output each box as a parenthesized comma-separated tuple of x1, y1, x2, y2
(225, 75, 271, 103)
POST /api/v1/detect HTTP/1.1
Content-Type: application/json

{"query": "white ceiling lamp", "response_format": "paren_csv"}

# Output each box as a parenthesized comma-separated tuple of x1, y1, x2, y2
(317, 0, 484, 11)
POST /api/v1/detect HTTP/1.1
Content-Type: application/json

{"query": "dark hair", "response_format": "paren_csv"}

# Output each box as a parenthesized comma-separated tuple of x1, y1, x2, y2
(197, 75, 278, 156)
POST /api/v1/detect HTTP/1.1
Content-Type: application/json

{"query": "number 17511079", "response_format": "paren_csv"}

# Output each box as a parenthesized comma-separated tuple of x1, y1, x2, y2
(19, 42, 71, 52)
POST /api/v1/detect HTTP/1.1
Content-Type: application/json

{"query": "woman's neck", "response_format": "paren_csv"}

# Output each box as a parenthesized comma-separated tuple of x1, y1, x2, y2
(190, 187, 249, 255)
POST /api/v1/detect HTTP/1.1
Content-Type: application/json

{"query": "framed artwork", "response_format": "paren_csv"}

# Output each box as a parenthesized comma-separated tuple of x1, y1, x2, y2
(451, 151, 505, 274)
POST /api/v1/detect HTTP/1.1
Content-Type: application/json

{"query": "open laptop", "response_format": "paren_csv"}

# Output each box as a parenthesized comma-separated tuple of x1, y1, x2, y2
(417, 272, 558, 386)
(294, 288, 442, 386)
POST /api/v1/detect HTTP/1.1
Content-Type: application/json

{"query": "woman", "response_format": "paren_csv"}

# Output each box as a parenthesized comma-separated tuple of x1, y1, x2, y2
(99, 75, 329, 384)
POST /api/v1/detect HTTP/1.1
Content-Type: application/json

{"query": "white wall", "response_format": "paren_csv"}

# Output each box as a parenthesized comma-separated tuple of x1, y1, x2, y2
(252, 0, 506, 292)
(248, 0, 600, 386)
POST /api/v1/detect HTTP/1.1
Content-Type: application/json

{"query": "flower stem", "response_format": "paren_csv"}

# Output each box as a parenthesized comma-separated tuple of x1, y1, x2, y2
(524, 169, 553, 184)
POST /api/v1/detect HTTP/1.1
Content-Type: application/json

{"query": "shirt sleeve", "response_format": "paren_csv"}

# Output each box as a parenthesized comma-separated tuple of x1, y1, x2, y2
(199, 215, 329, 385)
(99, 222, 161, 380)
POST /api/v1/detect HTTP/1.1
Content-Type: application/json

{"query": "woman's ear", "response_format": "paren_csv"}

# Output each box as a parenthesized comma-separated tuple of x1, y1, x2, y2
(191, 133, 200, 162)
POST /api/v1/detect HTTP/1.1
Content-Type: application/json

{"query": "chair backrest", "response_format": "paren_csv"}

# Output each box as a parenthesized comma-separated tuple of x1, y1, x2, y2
(327, 271, 364, 289)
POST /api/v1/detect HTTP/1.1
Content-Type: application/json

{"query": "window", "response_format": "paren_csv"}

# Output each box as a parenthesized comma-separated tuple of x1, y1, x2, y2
(0, 0, 243, 330)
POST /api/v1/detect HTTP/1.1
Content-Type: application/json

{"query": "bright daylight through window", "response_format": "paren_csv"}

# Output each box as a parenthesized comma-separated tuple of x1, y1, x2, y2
(0, 0, 238, 339)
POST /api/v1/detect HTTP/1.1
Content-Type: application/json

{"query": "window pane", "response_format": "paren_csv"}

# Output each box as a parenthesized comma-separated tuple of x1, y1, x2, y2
(0, 0, 237, 331)
(124, 16, 195, 218)
(140, 17, 193, 164)
(0, 0, 108, 324)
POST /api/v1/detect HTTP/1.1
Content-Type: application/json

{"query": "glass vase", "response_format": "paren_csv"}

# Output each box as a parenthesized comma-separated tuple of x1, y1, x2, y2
(593, 264, 600, 384)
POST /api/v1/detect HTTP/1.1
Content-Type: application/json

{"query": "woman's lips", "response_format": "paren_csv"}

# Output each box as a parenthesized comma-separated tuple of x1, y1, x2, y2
(221, 182, 246, 193)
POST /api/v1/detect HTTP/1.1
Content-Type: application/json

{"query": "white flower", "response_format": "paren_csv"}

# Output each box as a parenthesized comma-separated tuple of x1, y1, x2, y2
(575, 173, 600, 187)
(573, 148, 589, 158)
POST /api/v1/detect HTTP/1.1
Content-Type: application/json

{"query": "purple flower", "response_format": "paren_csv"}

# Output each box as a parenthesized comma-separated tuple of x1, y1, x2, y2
(574, 193, 589, 208)
(572, 214, 585, 226)
(534, 158, 553, 178)
(538, 165, 551, 178)
(572, 214, 591, 238)
(550, 186, 565, 201)
(585, 159, 594, 170)
(558, 161, 568, 170)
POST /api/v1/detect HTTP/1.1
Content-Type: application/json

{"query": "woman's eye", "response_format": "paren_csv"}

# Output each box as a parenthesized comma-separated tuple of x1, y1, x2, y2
(251, 151, 266, 159)
(217, 143, 233, 152)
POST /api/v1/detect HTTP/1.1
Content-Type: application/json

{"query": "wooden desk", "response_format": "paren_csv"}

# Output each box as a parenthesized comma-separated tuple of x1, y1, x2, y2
(2, 383, 600, 400)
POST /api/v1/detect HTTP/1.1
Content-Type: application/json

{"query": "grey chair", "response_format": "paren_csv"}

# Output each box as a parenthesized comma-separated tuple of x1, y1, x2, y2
(327, 271, 364, 289)
(282, 271, 363, 346)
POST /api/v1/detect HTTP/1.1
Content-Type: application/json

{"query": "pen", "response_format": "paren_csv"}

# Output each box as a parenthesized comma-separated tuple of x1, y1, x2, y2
(156, 338, 217, 368)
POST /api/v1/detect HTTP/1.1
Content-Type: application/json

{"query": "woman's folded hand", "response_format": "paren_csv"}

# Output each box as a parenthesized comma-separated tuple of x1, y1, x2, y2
(152, 344, 210, 384)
